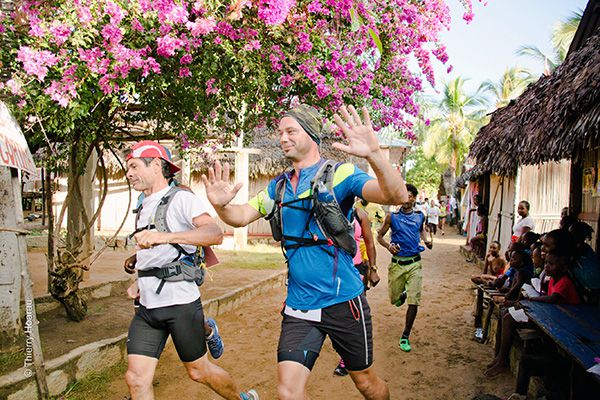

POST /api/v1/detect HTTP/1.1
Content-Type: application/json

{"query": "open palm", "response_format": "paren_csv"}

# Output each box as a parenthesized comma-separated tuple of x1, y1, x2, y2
(332, 105, 380, 158)
(201, 161, 243, 209)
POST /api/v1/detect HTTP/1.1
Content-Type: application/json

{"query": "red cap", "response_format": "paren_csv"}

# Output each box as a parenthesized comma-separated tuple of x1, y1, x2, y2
(126, 140, 181, 174)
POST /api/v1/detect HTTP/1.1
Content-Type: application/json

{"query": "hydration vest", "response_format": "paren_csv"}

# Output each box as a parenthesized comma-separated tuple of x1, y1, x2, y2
(131, 185, 206, 294)
(266, 160, 357, 259)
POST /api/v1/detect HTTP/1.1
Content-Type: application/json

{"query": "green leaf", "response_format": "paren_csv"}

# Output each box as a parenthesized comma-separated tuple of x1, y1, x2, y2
(368, 28, 383, 55)
(350, 8, 361, 32)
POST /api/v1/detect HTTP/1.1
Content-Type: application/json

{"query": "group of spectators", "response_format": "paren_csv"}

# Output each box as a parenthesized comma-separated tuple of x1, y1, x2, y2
(414, 197, 458, 240)
(469, 206, 600, 397)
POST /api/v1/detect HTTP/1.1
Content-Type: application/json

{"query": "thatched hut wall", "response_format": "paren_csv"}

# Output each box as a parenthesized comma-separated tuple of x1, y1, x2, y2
(516, 160, 571, 233)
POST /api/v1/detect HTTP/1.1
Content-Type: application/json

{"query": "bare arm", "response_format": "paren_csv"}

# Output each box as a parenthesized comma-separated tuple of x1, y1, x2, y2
(332, 105, 407, 205)
(201, 161, 263, 227)
(505, 270, 527, 300)
(377, 213, 395, 254)
(358, 208, 376, 267)
(529, 293, 561, 303)
(420, 224, 429, 244)
(213, 203, 262, 228)
(134, 213, 224, 249)
(483, 254, 491, 275)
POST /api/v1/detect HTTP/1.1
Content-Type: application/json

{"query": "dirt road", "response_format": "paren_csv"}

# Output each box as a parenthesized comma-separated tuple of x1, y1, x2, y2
(99, 235, 514, 399)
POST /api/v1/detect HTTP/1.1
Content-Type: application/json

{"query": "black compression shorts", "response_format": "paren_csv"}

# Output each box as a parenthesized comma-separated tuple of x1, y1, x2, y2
(127, 298, 206, 362)
(277, 293, 373, 371)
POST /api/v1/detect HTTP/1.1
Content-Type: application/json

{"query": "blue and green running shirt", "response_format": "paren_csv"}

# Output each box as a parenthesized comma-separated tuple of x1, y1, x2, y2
(249, 159, 374, 310)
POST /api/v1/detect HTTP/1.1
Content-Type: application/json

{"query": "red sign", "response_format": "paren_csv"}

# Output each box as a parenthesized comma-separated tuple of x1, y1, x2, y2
(0, 101, 38, 177)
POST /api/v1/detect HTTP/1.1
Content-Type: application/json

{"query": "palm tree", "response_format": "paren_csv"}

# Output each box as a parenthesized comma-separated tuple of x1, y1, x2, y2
(482, 67, 536, 109)
(421, 77, 489, 193)
(516, 9, 582, 74)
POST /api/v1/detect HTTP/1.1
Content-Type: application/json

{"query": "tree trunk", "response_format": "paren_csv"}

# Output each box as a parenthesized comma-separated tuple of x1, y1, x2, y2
(49, 143, 90, 321)
(442, 166, 456, 196)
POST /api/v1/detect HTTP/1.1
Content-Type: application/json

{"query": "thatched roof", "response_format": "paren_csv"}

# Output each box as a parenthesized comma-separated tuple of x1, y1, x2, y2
(454, 163, 488, 190)
(469, 32, 600, 176)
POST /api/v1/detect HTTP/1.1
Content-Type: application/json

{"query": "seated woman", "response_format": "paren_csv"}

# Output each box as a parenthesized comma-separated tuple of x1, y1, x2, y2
(468, 204, 489, 261)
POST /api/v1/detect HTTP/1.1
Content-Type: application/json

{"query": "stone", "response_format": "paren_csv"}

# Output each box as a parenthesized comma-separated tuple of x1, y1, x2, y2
(76, 345, 121, 380)
(90, 284, 112, 299)
(47, 369, 70, 396)
(7, 381, 37, 400)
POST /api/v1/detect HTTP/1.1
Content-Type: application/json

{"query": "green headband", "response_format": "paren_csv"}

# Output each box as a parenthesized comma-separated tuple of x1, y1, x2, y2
(283, 104, 323, 145)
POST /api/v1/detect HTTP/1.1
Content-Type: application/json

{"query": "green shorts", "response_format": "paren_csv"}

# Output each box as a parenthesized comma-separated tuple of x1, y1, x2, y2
(388, 259, 423, 306)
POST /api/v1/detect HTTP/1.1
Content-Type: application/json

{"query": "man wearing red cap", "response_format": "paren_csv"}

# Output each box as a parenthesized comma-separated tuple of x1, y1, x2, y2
(203, 105, 406, 400)
(124, 140, 258, 400)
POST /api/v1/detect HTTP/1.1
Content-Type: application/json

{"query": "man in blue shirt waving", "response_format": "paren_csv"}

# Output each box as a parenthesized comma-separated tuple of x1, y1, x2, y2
(377, 183, 432, 353)
(202, 104, 407, 400)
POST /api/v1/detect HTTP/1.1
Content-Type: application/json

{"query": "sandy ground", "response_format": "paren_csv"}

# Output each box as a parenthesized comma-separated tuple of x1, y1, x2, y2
(90, 234, 516, 399)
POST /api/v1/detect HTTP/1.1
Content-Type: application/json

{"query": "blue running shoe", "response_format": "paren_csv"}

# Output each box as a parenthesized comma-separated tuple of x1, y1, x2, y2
(205, 318, 224, 359)
(240, 389, 259, 400)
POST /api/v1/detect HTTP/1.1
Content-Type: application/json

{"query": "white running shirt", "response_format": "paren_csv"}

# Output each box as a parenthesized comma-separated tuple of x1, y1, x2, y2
(135, 186, 209, 309)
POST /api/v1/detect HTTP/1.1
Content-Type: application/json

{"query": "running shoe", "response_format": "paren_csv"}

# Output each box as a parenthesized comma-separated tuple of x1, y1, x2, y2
(474, 328, 484, 342)
(333, 359, 348, 376)
(399, 337, 411, 352)
(205, 318, 224, 359)
(240, 389, 260, 400)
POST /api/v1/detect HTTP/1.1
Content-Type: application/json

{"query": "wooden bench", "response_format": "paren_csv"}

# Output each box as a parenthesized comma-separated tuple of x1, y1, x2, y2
(474, 284, 505, 344)
(521, 300, 600, 398)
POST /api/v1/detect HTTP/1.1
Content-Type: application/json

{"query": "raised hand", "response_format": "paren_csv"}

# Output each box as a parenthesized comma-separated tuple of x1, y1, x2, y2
(332, 105, 380, 158)
(201, 161, 243, 209)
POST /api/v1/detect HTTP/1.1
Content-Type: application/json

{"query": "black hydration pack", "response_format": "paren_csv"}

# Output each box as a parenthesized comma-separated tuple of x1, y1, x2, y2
(266, 160, 357, 258)
(131, 185, 206, 294)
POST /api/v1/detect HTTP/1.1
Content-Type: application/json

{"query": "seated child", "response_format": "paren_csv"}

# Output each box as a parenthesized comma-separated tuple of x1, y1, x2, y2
(492, 248, 533, 305)
(484, 250, 580, 378)
(519, 231, 540, 253)
(471, 241, 507, 285)
(472, 245, 526, 342)
(530, 242, 544, 277)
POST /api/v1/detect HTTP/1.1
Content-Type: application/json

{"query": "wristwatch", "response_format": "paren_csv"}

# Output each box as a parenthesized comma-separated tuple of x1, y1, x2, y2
(370, 265, 378, 272)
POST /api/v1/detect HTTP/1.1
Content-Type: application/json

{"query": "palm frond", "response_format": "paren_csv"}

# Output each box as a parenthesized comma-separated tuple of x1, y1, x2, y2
(552, 9, 582, 61)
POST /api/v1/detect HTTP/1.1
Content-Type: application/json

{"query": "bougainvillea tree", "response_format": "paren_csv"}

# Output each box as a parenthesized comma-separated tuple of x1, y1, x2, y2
(0, 0, 475, 320)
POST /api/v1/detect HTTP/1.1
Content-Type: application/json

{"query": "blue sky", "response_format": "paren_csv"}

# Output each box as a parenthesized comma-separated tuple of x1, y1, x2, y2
(426, 0, 587, 95)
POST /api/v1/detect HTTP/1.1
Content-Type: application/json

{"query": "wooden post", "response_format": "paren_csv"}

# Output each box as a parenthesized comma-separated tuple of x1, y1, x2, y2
(0, 167, 49, 398)
(18, 226, 49, 399)
(0, 167, 23, 350)
(233, 150, 249, 250)
(221, 146, 261, 250)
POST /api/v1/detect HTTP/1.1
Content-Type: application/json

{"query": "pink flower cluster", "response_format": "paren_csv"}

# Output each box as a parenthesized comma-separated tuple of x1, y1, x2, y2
(257, 0, 296, 26)
(16, 47, 58, 81)
(2, 0, 478, 138)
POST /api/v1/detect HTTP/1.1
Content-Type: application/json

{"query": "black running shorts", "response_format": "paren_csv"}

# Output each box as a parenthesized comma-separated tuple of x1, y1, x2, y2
(277, 294, 373, 371)
(127, 298, 206, 362)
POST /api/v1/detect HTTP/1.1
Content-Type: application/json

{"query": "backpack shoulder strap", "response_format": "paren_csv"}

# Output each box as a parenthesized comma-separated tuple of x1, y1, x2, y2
(154, 186, 191, 233)
(311, 159, 338, 197)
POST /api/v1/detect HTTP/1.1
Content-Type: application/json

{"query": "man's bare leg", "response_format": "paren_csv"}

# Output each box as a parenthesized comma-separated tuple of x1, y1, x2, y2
(184, 354, 244, 400)
(348, 366, 390, 400)
(126, 354, 159, 400)
(277, 360, 311, 400)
